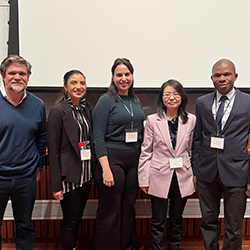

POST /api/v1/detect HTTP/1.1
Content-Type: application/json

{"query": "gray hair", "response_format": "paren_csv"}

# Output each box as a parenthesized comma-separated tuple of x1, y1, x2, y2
(0, 54, 32, 77)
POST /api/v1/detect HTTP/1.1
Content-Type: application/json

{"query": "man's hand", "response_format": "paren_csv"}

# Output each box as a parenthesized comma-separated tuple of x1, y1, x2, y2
(246, 184, 250, 197)
(141, 187, 149, 194)
(36, 169, 42, 182)
(193, 176, 197, 190)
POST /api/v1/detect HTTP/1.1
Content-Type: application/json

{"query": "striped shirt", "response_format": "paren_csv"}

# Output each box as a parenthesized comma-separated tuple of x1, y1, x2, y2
(62, 96, 92, 193)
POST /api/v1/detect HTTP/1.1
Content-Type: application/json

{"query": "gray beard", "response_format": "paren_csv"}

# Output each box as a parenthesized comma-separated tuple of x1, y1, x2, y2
(9, 85, 27, 93)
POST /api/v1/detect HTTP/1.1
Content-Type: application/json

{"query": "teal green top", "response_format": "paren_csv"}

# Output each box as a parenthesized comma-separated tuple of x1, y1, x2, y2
(93, 94, 145, 158)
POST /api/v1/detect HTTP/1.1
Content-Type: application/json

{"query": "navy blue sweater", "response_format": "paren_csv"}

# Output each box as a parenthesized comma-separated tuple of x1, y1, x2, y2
(0, 91, 46, 179)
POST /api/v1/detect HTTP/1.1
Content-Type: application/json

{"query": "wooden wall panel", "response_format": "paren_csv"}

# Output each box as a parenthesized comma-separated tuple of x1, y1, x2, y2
(2, 146, 250, 240)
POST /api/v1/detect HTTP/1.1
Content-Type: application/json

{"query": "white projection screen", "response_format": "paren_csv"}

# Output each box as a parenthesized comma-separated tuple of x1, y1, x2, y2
(19, 0, 250, 88)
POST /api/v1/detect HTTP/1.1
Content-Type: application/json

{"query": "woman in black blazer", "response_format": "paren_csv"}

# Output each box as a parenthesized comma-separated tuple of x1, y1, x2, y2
(47, 70, 94, 250)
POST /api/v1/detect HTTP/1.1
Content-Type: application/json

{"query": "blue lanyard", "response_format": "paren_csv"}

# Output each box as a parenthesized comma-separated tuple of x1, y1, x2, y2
(118, 95, 134, 129)
(215, 92, 235, 118)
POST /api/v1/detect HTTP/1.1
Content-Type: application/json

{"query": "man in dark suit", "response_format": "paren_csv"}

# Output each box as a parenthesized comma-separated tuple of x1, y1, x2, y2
(192, 59, 250, 250)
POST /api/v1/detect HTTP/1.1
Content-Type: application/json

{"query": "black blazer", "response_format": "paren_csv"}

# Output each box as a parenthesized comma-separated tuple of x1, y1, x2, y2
(192, 88, 250, 187)
(47, 99, 95, 192)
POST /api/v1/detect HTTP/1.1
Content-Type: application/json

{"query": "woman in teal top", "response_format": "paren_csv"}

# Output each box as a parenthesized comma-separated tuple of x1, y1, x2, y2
(93, 58, 145, 250)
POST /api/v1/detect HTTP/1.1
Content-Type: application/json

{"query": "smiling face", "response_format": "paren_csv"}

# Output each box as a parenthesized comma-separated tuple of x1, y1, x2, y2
(112, 64, 133, 95)
(211, 63, 238, 95)
(2, 62, 29, 93)
(64, 73, 86, 105)
(162, 85, 182, 111)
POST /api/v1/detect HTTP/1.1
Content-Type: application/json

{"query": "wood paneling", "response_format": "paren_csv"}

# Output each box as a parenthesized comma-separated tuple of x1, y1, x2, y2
(2, 142, 250, 240)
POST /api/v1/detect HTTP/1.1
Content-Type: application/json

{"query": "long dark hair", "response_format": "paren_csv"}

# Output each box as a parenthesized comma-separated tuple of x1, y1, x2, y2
(156, 79, 188, 124)
(106, 58, 139, 103)
(56, 69, 86, 104)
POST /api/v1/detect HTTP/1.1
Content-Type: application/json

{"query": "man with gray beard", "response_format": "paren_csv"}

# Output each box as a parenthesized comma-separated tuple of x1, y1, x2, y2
(0, 55, 46, 250)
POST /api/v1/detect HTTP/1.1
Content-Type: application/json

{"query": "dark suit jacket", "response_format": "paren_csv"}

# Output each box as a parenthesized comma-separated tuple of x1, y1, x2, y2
(192, 88, 250, 187)
(47, 99, 95, 192)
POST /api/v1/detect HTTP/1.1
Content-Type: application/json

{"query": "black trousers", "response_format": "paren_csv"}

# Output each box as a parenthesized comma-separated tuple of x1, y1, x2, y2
(94, 148, 140, 250)
(60, 180, 92, 250)
(198, 175, 246, 250)
(150, 172, 188, 250)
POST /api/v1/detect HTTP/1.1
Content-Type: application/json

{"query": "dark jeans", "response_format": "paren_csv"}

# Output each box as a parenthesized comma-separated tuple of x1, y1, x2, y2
(95, 148, 140, 250)
(0, 172, 37, 250)
(60, 180, 92, 250)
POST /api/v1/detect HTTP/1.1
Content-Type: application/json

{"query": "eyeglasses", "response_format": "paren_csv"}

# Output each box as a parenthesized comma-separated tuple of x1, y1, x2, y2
(163, 92, 181, 99)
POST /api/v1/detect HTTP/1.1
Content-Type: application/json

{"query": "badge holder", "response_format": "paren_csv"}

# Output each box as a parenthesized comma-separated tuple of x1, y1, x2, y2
(210, 134, 224, 150)
(79, 141, 91, 160)
(125, 121, 138, 143)
(170, 157, 183, 169)
(125, 129, 138, 143)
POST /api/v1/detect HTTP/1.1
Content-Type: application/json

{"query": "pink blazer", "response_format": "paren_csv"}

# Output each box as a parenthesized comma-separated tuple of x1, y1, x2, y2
(138, 112, 196, 199)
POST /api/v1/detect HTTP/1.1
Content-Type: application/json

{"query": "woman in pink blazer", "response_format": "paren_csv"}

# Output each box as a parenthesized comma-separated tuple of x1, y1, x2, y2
(138, 79, 196, 250)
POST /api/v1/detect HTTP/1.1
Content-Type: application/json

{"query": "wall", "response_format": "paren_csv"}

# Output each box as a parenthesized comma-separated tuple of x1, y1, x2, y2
(32, 90, 203, 119)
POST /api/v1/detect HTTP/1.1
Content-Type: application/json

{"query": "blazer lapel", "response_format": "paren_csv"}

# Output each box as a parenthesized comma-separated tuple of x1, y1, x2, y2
(222, 89, 242, 132)
(174, 117, 185, 153)
(207, 92, 218, 131)
(156, 114, 175, 156)
(61, 101, 80, 156)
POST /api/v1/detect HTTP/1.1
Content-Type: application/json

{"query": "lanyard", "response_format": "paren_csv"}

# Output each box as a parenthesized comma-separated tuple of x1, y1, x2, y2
(214, 92, 235, 135)
(118, 95, 134, 130)
(215, 92, 235, 120)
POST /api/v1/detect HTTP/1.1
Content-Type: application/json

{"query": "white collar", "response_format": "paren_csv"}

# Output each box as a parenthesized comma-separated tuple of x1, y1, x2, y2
(216, 88, 235, 102)
(0, 83, 27, 105)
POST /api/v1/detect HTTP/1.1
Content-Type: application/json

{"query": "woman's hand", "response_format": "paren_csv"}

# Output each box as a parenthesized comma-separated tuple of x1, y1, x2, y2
(98, 155, 115, 187)
(53, 190, 64, 200)
(103, 168, 115, 187)
(141, 187, 149, 194)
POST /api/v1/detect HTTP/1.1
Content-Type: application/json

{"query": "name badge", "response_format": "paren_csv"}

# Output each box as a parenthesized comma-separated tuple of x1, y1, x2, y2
(80, 149, 91, 161)
(125, 129, 138, 143)
(170, 157, 183, 169)
(210, 136, 224, 150)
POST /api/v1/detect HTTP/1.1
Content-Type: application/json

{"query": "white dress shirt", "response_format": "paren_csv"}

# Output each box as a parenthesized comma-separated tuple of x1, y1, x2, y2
(212, 88, 236, 130)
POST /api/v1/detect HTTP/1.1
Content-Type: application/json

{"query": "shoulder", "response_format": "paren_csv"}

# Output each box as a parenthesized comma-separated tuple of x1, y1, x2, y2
(94, 94, 116, 113)
(186, 112, 196, 126)
(49, 102, 63, 113)
(134, 97, 142, 105)
(147, 113, 159, 119)
(187, 112, 196, 121)
(95, 94, 115, 106)
(48, 100, 70, 119)
(197, 92, 215, 103)
(26, 91, 45, 107)
(97, 94, 114, 103)
(146, 113, 161, 123)
(235, 89, 250, 101)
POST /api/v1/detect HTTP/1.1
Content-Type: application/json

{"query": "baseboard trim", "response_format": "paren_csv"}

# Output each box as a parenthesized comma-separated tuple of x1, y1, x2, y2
(3, 198, 250, 220)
